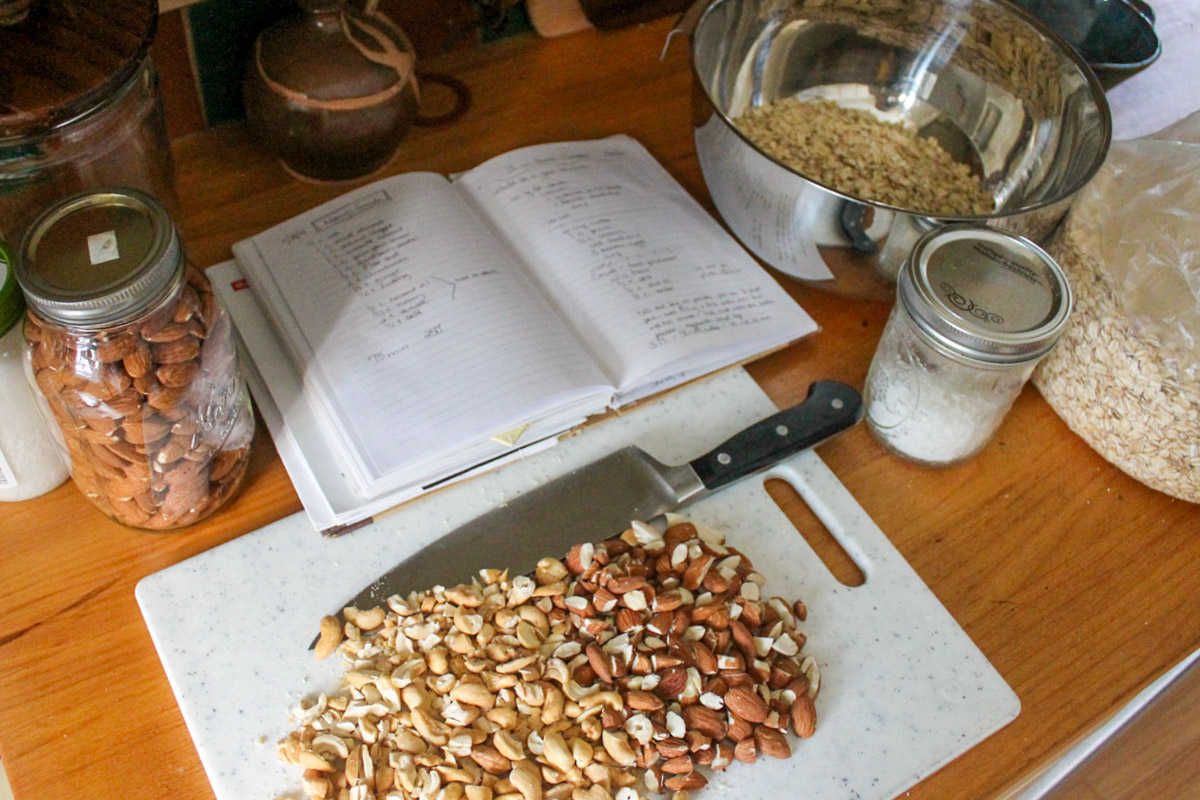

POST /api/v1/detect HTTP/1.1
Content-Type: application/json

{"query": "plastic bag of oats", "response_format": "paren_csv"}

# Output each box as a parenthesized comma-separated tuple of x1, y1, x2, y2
(1033, 112, 1200, 504)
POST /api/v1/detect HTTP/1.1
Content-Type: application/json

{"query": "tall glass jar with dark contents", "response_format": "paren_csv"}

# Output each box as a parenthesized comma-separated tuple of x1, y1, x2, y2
(16, 189, 253, 530)
(0, 0, 177, 244)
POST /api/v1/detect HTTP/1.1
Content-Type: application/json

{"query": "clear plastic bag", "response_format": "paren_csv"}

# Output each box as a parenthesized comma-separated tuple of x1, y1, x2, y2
(1033, 111, 1200, 503)
(1075, 111, 1200, 380)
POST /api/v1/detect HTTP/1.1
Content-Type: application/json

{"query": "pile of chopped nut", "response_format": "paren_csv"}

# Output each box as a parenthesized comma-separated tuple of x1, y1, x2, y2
(736, 98, 995, 217)
(281, 517, 820, 800)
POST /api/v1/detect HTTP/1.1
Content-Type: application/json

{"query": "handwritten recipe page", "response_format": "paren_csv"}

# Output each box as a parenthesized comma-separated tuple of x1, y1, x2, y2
(455, 136, 817, 401)
(235, 173, 610, 489)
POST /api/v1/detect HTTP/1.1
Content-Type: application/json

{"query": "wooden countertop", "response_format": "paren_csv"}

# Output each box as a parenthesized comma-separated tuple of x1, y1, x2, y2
(1, 16, 1198, 800)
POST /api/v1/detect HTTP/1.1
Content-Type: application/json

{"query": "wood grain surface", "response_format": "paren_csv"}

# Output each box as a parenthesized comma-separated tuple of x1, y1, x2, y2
(1, 17, 1198, 800)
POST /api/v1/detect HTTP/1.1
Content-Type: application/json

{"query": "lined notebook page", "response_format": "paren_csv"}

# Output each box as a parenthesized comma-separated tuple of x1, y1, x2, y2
(233, 173, 610, 487)
(455, 136, 816, 395)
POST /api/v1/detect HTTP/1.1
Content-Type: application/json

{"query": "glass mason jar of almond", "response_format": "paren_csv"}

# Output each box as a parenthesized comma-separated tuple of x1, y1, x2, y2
(15, 188, 254, 530)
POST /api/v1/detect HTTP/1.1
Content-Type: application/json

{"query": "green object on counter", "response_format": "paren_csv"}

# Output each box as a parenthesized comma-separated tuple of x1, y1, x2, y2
(0, 240, 25, 338)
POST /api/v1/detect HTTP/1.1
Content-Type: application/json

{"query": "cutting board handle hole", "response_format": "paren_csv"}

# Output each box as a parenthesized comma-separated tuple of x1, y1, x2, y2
(764, 478, 865, 587)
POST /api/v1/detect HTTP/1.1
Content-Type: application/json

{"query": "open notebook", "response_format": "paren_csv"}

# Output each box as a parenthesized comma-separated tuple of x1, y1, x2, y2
(219, 135, 817, 531)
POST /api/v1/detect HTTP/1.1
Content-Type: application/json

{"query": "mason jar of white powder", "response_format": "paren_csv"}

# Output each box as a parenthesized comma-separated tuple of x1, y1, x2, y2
(0, 241, 69, 501)
(864, 226, 1072, 467)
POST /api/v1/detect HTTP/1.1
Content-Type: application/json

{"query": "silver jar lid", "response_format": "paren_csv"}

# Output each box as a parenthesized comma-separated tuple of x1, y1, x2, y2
(16, 188, 182, 328)
(897, 226, 1072, 364)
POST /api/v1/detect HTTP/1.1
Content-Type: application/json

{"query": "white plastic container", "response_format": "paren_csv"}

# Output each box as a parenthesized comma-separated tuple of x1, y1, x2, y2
(0, 241, 69, 501)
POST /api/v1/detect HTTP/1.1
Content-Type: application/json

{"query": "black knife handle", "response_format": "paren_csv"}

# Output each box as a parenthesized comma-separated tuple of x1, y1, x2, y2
(689, 380, 863, 491)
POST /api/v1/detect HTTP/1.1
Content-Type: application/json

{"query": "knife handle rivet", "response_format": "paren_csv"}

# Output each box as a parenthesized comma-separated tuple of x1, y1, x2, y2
(775, 425, 789, 436)
(831, 398, 845, 409)
(717, 452, 732, 465)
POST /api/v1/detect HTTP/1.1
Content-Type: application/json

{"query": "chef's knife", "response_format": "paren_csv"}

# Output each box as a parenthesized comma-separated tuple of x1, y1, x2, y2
(318, 380, 861, 637)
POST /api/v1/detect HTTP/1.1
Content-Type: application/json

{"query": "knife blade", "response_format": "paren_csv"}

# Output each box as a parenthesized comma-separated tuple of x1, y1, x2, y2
(318, 379, 861, 639)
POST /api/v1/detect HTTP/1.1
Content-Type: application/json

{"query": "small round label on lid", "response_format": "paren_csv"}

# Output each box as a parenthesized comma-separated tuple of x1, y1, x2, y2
(86, 230, 121, 265)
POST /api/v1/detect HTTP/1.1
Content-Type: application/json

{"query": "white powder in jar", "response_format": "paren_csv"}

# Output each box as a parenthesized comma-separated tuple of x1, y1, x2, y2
(864, 305, 1032, 466)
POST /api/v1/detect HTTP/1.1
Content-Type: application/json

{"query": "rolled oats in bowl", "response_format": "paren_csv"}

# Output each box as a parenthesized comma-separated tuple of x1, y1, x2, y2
(737, 99, 995, 217)
(685, 0, 1110, 296)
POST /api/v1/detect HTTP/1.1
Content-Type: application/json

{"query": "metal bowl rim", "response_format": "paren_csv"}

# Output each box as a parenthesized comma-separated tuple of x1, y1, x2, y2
(687, 0, 1113, 221)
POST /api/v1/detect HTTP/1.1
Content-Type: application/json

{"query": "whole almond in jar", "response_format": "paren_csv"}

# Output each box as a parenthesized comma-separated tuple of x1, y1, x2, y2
(15, 188, 254, 530)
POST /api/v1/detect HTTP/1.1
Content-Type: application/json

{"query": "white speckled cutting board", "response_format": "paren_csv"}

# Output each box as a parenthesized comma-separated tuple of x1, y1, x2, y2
(136, 368, 1018, 800)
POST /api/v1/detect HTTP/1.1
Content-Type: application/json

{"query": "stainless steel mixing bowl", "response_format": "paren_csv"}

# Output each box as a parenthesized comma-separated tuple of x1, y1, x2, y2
(677, 0, 1111, 300)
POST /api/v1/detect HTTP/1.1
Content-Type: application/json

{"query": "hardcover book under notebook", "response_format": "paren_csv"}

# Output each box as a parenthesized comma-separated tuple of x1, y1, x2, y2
(217, 135, 817, 532)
